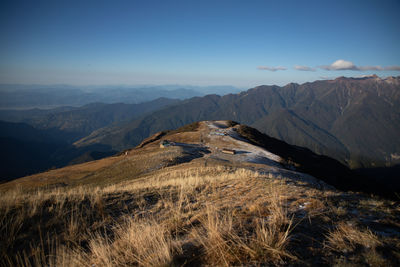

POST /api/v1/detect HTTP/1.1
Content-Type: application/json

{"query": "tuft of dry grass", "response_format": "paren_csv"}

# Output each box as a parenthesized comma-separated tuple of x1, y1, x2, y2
(85, 218, 181, 267)
(192, 205, 245, 265)
(326, 222, 382, 252)
(191, 186, 294, 266)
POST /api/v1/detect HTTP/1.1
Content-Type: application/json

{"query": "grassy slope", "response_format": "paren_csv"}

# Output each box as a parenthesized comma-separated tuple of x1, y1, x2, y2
(0, 122, 202, 191)
(1, 167, 399, 266)
(1, 121, 399, 266)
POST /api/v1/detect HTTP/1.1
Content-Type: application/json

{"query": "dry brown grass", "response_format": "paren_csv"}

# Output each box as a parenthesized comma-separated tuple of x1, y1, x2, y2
(190, 197, 294, 266)
(326, 222, 382, 251)
(85, 218, 181, 267)
(2, 120, 399, 266)
(1, 164, 399, 266)
(0, 144, 199, 192)
(0, 156, 121, 191)
(0, 167, 297, 266)
(325, 222, 389, 266)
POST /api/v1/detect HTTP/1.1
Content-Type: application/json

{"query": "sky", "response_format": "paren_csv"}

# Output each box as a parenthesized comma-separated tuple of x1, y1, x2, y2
(1, 0, 399, 88)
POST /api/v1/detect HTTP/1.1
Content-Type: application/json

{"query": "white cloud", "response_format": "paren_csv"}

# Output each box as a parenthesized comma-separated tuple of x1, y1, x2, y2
(257, 66, 287, 71)
(320, 59, 357, 70)
(256, 60, 400, 73)
(320, 59, 400, 71)
(294, 65, 316, 71)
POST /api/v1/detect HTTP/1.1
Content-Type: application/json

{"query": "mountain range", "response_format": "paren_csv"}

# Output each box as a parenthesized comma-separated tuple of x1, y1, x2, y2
(1, 75, 399, 182)
(75, 75, 400, 169)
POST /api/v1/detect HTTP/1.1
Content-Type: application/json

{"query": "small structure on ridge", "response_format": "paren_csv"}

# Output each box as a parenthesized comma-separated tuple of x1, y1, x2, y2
(222, 148, 236, 155)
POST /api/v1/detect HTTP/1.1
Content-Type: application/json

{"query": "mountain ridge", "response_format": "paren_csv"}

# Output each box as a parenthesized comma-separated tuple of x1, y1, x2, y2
(74, 76, 400, 169)
(0, 84, 240, 109)
(3, 120, 398, 198)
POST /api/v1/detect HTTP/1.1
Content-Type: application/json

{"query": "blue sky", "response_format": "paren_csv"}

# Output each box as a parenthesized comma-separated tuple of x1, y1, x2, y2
(1, 0, 399, 87)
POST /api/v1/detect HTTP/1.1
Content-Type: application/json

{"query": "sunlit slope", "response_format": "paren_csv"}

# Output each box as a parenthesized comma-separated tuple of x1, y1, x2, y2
(0, 121, 319, 191)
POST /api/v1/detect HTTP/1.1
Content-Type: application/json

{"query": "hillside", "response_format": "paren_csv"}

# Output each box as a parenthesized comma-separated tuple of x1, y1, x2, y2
(0, 98, 182, 181)
(0, 97, 180, 140)
(75, 76, 400, 169)
(0, 120, 118, 182)
(1, 121, 399, 266)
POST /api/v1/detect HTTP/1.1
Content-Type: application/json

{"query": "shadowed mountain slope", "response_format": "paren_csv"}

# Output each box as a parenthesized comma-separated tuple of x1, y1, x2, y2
(75, 76, 400, 169)
(0, 98, 179, 181)
(0, 121, 116, 182)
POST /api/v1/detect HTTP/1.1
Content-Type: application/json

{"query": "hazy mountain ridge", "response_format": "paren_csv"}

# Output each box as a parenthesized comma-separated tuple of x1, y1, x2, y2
(0, 98, 180, 141)
(75, 76, 400, 169)
(0, 84, 239, 109)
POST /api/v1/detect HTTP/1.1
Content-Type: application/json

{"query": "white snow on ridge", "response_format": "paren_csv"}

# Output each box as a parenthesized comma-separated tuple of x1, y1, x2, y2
(205, 121, 283, 166)
(202, 121, 331, 189)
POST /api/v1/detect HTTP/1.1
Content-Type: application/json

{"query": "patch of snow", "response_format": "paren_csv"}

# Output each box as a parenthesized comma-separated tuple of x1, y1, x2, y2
(205, 121, 283, 165)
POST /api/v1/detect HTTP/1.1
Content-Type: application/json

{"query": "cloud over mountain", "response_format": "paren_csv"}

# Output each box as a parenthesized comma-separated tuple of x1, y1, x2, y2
(320, 59, 400, 71)
(257, 66, 287, 71)
(320, 59, 357, 70)
(257, 60, 400, 73)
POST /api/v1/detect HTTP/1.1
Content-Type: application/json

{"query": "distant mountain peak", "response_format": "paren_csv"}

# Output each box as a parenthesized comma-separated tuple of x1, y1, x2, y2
(335, 74, 378, 81)
(334, 74, 400, 84)
(360, 74, 379, 78)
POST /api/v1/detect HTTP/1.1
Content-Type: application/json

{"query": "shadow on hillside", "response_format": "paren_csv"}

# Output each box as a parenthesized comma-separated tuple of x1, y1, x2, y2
(166, 144, 210, 166)
(234, 150, 251, 155)
(173, 142, 205, 148)
(236, 124, 400, 200)
(0, 139, 116, 183)
(353, 165, 400, 199)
